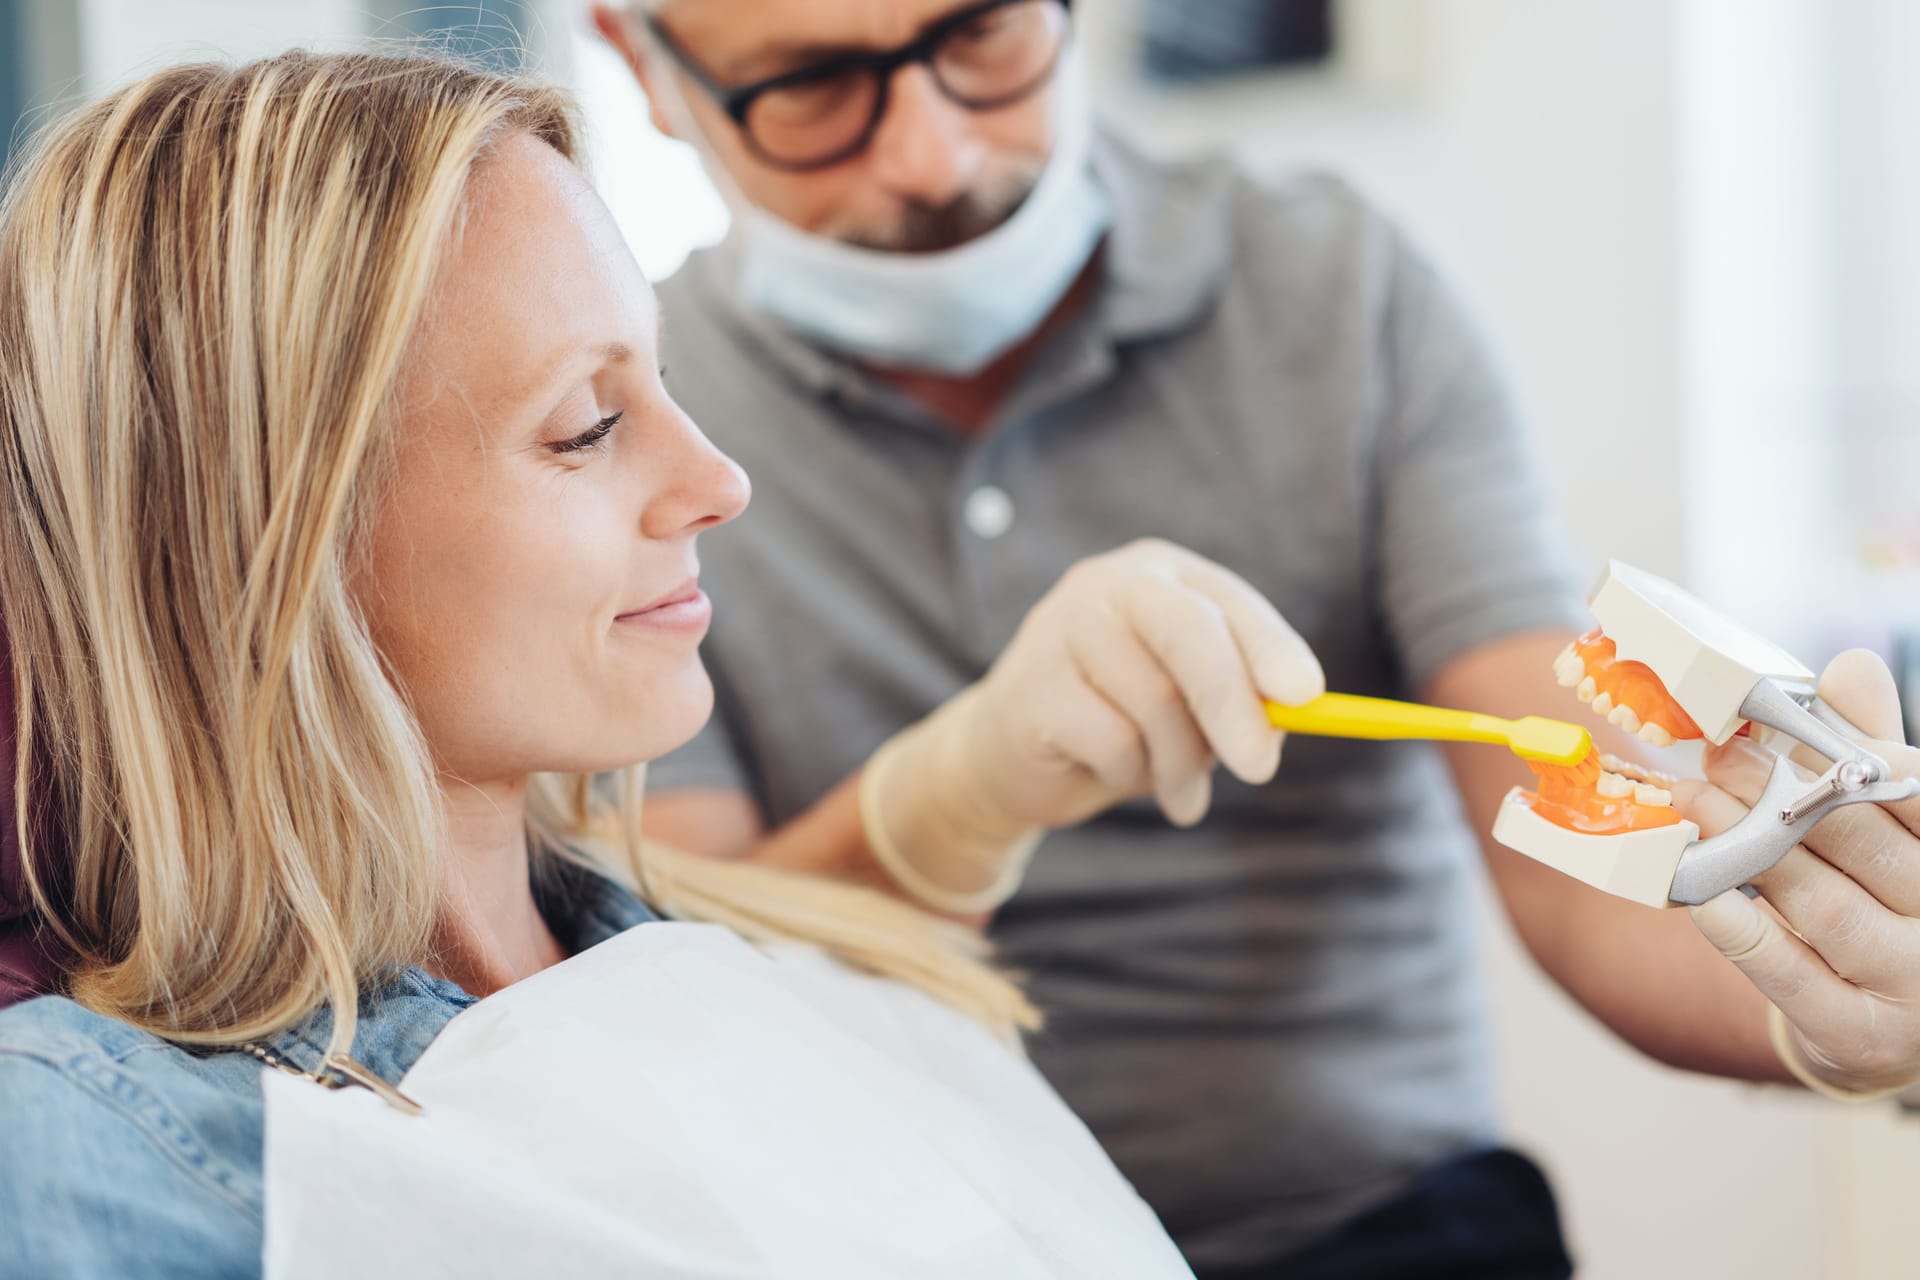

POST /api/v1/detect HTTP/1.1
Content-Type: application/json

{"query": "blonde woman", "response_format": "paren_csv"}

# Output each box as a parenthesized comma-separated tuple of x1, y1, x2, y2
(0, 52, 1199, 1278)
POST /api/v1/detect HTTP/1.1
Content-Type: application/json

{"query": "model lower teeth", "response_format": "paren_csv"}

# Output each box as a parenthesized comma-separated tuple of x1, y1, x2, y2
(1597, 753, 1674, 785)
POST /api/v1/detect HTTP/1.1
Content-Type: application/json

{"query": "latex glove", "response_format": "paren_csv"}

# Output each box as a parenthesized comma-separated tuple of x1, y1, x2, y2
(1675, 649, 1920, 1098)
(860, 539, 1324, 913)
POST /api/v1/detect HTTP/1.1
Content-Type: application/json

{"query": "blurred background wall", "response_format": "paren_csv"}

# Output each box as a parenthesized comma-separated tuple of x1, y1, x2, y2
(3, 2, 1916, 1275)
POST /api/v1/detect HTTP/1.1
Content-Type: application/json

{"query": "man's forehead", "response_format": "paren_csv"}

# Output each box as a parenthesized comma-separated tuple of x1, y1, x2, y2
(645, 0, 984, 76)
(644, 0, 965, 24)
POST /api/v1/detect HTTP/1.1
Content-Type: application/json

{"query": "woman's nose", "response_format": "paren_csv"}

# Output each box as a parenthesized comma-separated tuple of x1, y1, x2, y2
(643, 403, 750, 540)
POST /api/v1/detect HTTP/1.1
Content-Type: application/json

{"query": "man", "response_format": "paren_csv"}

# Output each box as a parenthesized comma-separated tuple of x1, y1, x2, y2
(590, 1, 1920, 1273)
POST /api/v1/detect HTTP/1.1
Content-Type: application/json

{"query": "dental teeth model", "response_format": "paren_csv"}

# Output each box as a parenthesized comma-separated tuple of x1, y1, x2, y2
(1492, 562, 1920, 908)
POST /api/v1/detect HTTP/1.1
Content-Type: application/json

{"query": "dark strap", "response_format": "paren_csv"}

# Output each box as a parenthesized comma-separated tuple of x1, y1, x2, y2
(1202, 1147, 1574, 1280)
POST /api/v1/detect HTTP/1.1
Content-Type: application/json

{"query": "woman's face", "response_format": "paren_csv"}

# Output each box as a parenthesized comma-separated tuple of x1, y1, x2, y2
(360, 132, 749, 786)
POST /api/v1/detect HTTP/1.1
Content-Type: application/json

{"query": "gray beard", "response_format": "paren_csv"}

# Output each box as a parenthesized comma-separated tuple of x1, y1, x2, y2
(840, 167, 1043, 254)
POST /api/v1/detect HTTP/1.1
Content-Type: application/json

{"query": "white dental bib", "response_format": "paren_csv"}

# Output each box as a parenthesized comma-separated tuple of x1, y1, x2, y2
(262, 922, 1192, 1279)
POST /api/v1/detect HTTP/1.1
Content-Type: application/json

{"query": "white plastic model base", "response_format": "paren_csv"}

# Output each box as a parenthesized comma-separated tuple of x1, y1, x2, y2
(1492, 788, 1700, 908)
(1587, 561, 1815, 745)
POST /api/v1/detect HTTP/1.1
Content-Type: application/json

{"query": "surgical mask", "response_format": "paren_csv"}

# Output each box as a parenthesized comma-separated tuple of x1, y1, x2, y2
(669, 53, 1111, 377)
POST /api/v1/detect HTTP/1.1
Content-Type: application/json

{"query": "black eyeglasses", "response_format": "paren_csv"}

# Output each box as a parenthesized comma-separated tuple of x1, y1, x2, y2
(646, 0, 1072, 173)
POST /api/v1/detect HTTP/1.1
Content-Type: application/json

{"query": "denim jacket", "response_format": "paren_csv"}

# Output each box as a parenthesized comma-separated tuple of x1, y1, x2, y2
(0, 860, 658, 1279)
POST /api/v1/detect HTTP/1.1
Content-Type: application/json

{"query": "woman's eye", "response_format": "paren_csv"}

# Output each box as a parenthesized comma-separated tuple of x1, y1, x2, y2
(550, 411, 623, 456)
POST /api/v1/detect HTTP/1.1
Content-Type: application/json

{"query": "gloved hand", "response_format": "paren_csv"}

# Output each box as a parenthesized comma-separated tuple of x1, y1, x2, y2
(860, 538, 1324, 913)
(1676, 649, 1920, 1099)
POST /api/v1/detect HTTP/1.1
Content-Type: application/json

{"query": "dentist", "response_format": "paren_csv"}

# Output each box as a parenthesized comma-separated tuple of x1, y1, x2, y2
(591, 2, 1920, 1274)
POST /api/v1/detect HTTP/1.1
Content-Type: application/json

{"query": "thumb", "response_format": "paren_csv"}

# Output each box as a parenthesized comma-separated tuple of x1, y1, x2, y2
(1690, 890, 1798, 984)
(1815, 649, 1904, 744)
(1688, 889, 1828, 1013)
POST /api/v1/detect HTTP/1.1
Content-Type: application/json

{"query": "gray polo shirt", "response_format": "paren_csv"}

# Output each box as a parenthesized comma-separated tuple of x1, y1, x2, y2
(648, 127, 1584, 1271)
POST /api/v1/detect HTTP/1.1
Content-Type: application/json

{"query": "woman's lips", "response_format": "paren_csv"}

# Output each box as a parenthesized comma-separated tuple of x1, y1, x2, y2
(615, 584, 711, 634)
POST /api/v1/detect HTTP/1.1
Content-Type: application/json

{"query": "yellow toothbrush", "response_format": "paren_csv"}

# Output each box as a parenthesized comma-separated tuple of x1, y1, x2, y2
(1265, 693, 1593, 766)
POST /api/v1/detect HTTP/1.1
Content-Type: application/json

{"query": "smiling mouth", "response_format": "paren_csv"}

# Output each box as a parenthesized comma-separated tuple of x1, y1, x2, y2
(1518, 629, 1701, 835)
(616, 576, 702, 618)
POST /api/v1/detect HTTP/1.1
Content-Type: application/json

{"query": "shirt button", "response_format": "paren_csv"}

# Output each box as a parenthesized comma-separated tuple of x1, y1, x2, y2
(964, 485, 1015, 540)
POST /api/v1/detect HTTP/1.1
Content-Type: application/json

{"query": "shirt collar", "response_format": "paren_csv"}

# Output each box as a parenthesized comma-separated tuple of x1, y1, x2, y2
(260, 857, 658, 1082)
(534, 854, 661, 954)
(1086, 124, 1236, 343)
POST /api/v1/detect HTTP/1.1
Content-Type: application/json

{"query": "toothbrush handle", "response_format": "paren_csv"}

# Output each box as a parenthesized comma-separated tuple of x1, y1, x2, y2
(1265, 693, 1511, 747)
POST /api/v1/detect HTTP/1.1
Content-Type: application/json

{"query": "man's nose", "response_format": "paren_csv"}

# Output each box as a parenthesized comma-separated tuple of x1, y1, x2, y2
(863, 64, 982, 208)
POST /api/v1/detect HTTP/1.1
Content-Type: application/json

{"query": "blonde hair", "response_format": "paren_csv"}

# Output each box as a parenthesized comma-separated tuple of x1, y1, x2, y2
(0, 51, 1035, 1057)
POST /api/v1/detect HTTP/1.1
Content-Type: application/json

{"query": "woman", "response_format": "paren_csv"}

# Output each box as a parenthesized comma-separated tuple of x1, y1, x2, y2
(0, 51, 1191, 1277)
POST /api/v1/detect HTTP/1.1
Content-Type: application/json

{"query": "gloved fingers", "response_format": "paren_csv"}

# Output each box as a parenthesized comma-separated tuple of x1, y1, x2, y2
(1115, 573, 1282, 785)
(1680, 772, 1914, 992)
(1677, 652, 1920, 1091)
(1167, 549, 1326, 709)
(1700, 735, 1920, 918)
(1789, 735, 1920, 837)
(1695, 878, 1920, 1092)
(1688, 886, 1861, 1045)
(1783, 730, 1920, 836)
(1041, 678, 1151, 799)
(1782, 650, 1920, 833)
(1067, 621, 1217, 826)
(1751, 847, 1916, 990)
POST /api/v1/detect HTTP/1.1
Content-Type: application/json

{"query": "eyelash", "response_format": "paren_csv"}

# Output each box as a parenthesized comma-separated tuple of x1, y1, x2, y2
(545, 365, 666, 456)
(551, 411, 624, 456)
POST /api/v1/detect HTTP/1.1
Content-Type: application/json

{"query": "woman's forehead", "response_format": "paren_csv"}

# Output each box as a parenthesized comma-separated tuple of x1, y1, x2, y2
(411, 135, 657, 416)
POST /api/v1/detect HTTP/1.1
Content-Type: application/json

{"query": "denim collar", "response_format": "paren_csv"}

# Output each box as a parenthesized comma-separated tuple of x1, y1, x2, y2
(259, 857, 658, 1084)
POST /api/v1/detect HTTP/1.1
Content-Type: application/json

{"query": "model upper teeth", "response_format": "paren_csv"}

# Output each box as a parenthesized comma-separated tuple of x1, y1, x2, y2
(1558, 641, 1691, 798)
(1564, 648, 1680, 744)
(1637, 722, 1675, 747)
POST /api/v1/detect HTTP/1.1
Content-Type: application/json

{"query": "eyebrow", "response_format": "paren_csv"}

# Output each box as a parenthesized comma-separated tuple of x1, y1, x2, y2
(510, 338, 641, 421)
(717, 40, 864, 81)
(707, 2, 987, 82)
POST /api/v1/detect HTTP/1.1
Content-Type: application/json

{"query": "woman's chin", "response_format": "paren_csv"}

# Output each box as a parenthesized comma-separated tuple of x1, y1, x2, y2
(502, 666, 716, 780)
(601, 669, 716, 767)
